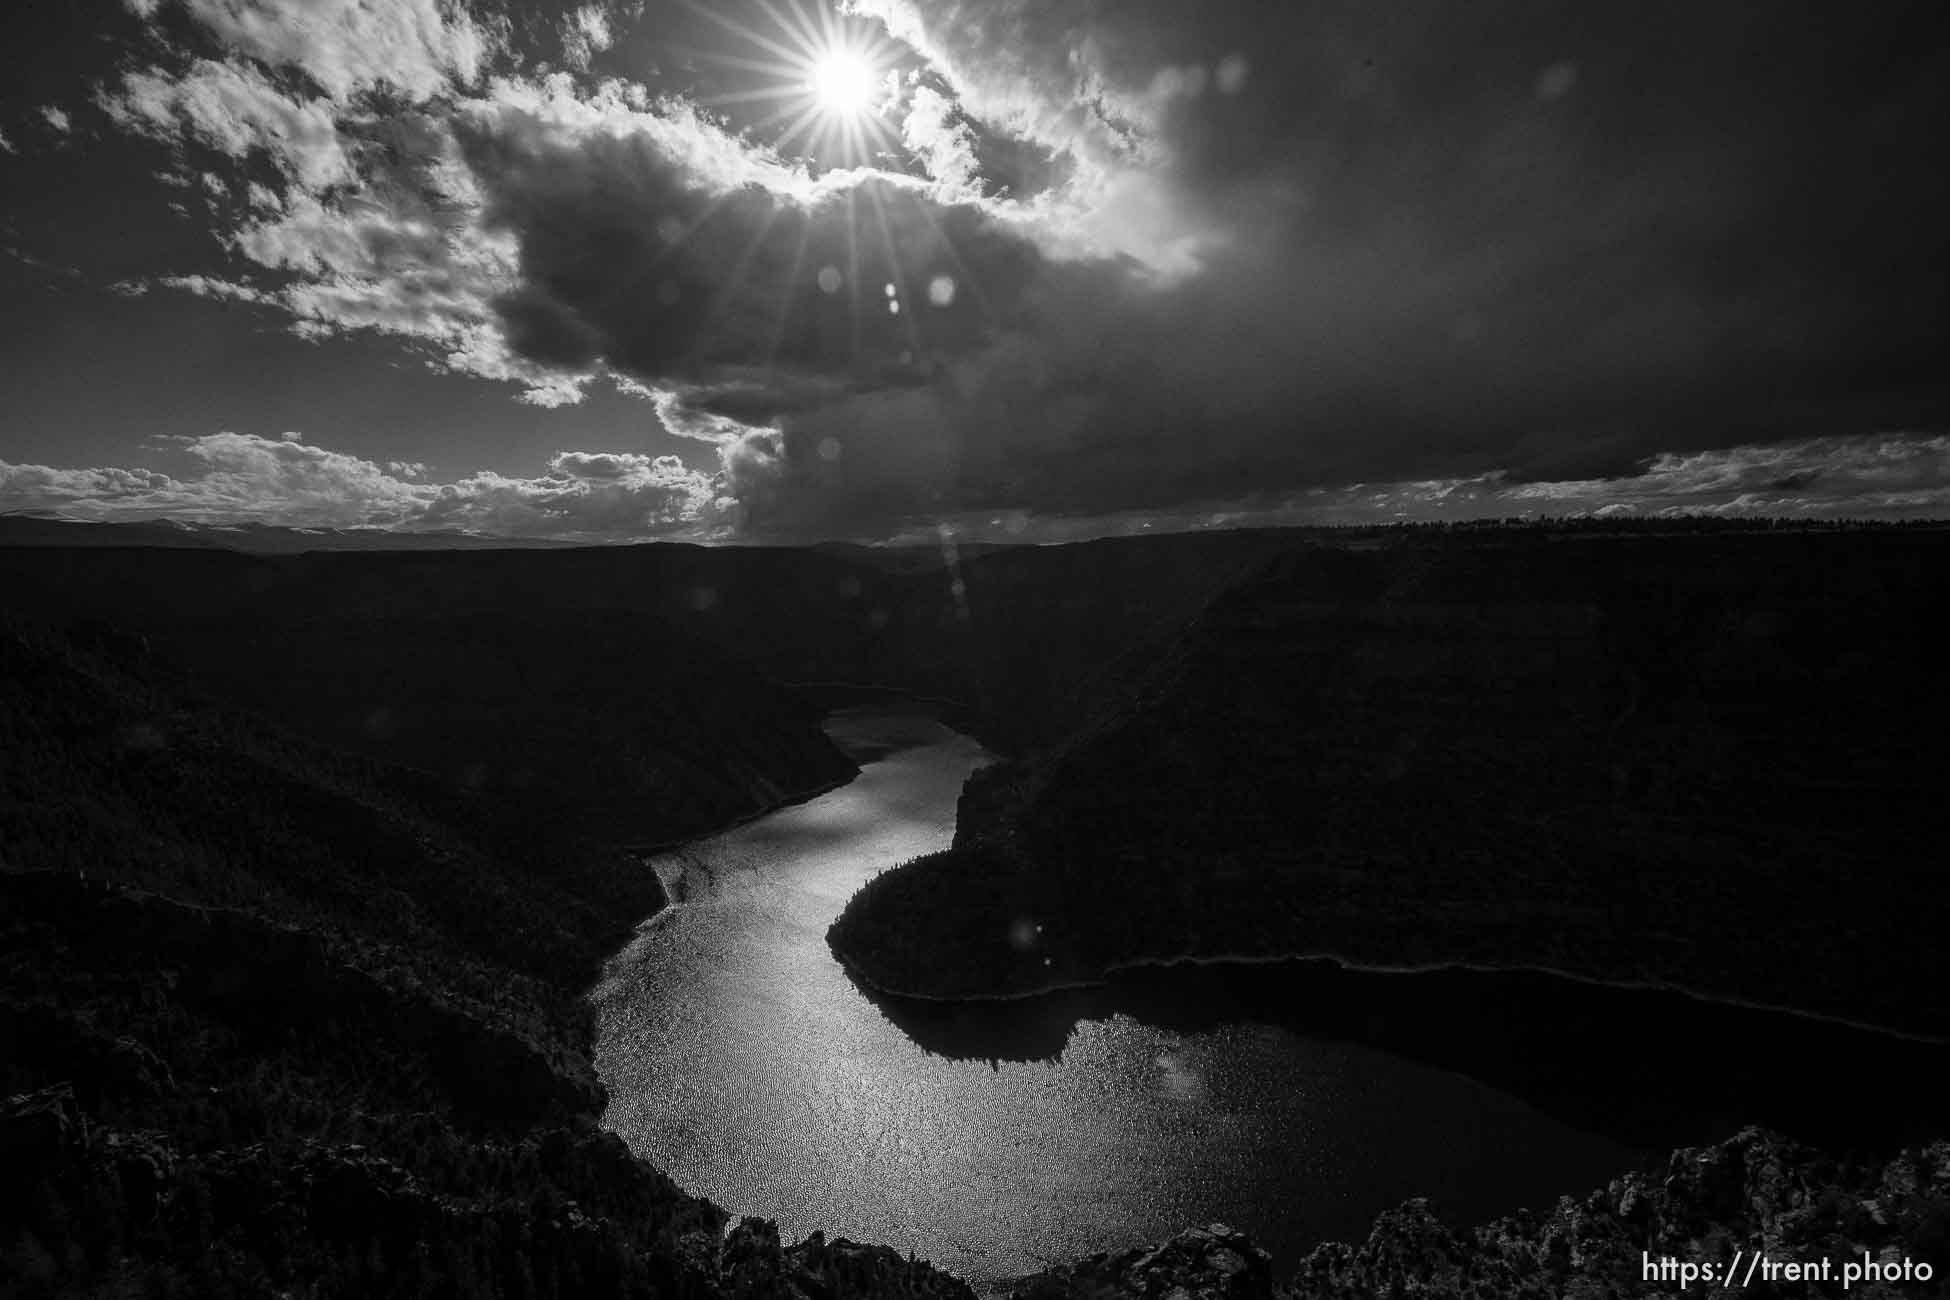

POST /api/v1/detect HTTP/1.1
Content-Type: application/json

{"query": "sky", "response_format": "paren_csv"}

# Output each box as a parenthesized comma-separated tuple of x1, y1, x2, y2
(2, 0, 1947, 542)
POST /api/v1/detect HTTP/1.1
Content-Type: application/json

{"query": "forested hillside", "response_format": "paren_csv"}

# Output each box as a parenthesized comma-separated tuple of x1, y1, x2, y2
(0, 529, 1298, 759)
(830, 527, 1950, 1037)
(0, 545, 862, 844)
(0, 616, 968, 1298)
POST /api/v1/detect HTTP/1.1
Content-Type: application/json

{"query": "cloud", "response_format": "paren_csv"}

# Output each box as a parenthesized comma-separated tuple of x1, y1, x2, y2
(96, 2, 595, 402)
(830, 0, 1950, 506)
(0, 435, 420, 528)
(6, 246, 85, 281)
(454, 83, 1079, 394)
(1500, 435, 1950, 516)
(101, 59, 357, 192)
(167, 429, 432, 525)
(708, 385, 968, 536)
(561, 5, 615, 72)
(87, 0, 1155, 518)
(2, 433, 725, 539)
(165, 0, 497, 102)
(0, 462, 185, 510)
(6, 431, 1946, 543)
(93, 0, 1150, 411)
(1069, 434, 1950, 535)
(75, 0, 1950, 540)
(900, 84, 980, 192)
(215, 171, 597, 405)
(875, 431, 1946, 541)
(846, 0, 1153, 176)
(419, 451, 722, 535)
(155, 273, 279, 304)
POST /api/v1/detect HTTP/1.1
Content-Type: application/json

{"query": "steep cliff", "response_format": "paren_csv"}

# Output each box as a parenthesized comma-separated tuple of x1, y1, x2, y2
(831, 529, 1950, 1037)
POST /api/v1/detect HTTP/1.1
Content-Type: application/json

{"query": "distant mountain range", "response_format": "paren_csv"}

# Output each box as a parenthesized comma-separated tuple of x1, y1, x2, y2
(0, 512, 580, 552)
(0, 521, 1299, 756)
(0, 512, 1055, 571)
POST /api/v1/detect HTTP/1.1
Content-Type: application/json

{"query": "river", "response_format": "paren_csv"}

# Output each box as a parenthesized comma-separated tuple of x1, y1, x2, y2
(591, 704, 1949, 1293)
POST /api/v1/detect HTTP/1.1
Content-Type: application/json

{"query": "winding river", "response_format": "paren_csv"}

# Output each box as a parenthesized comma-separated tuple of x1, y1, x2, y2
(592, 705, 1949, 1293)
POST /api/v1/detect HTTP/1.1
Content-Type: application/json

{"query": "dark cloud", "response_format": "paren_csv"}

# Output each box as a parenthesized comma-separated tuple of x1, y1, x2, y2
(458, 0, 1950, 532)
(20, 0, 1947, 542)
(834, 0, 1950, 522)
(455, 102, 1060, 397)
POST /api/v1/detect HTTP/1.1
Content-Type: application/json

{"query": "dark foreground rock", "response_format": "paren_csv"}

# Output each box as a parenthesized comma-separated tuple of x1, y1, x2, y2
(5, 1075, 975, 1300)
(723, 1217, 977, 1300)
(1014, 1223, 1275, 1300)
(1014, 1129, 1950, 1300)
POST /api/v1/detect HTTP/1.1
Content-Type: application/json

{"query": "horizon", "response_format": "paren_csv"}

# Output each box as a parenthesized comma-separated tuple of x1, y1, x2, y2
(9, 501, 1950, 554)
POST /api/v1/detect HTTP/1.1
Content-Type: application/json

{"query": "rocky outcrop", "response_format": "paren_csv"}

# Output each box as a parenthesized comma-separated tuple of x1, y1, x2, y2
(1003, 1130, 1950, 1298)
(2, 1083, 85, 1168)
(1271, 1128, 1950, 1299)
(722, 1216, 977, 1300)
(994, 1129, 1950, 1299)
(1014, 1223, 1275, 1300)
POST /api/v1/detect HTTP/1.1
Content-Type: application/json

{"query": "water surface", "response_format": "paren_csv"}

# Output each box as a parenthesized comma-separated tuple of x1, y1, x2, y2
(592, 706, 1946, 1291)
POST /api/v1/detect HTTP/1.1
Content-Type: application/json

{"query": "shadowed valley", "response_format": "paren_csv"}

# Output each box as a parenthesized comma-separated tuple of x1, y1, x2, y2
(5, 520, 1948, 1298)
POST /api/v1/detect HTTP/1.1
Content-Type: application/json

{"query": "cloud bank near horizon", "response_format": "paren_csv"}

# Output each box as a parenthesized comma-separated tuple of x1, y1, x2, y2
(0, 431, 722, 539)
(6, 430, 1947, 542)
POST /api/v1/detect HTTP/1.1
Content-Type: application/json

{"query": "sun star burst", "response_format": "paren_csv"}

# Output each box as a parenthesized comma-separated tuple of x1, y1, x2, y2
(687, 0, 899, 165)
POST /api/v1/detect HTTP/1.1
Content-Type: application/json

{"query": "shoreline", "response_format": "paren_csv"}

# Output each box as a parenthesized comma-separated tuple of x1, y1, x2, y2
(785, 680, 1008, 754)
(608, 679, 975, 862)
(602, 702, 1950, 1294)
(599, 765, 864, 960)
(832, 944, 1950, 1048)
(618, 768, 861, 860)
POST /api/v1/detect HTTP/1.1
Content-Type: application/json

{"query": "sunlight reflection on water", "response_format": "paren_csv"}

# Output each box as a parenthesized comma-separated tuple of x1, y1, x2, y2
(591, 706, 1642, 1293)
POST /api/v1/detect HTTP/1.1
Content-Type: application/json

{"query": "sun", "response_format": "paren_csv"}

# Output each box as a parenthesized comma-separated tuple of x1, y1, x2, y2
(810, 47, 878, 118)
(685, 1, 900, 163)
